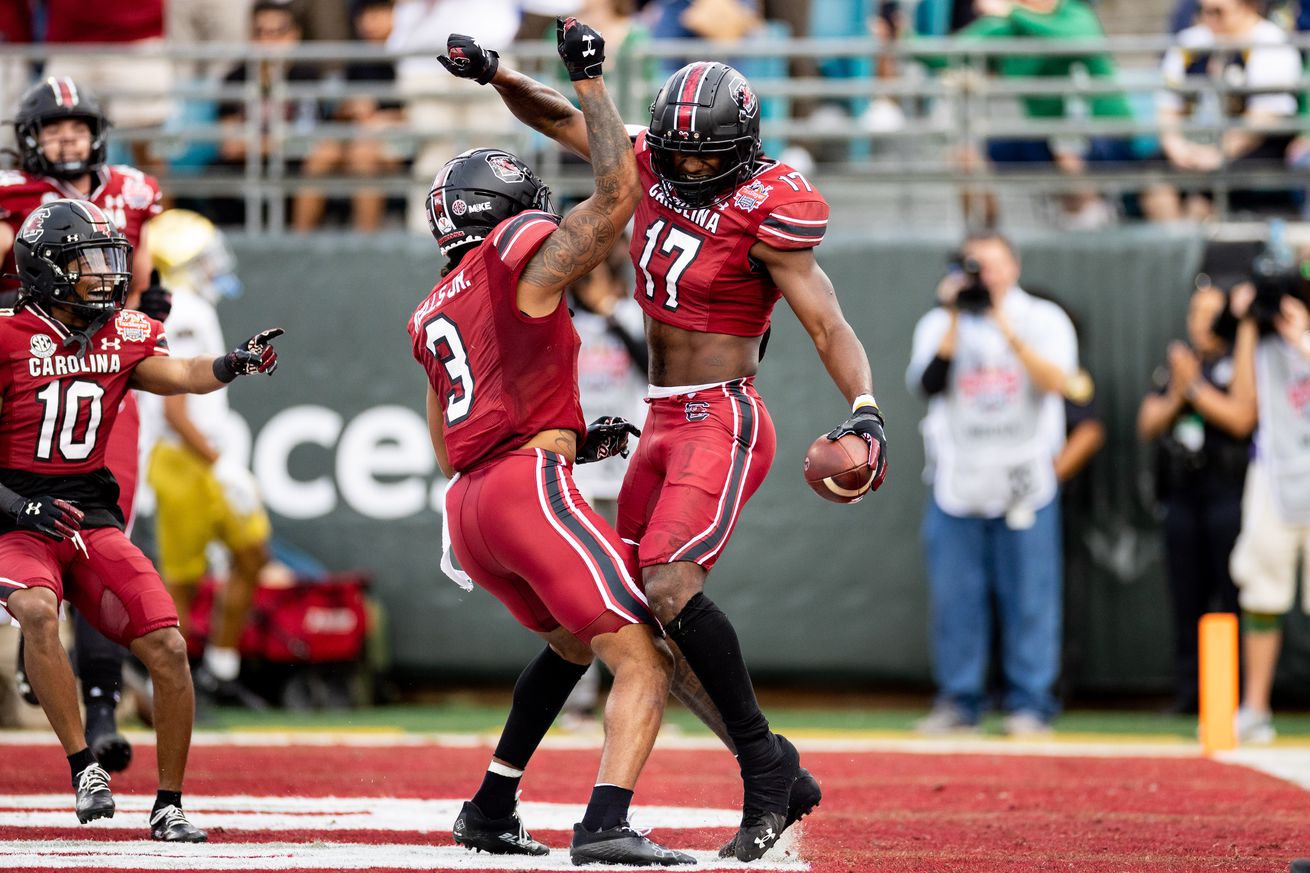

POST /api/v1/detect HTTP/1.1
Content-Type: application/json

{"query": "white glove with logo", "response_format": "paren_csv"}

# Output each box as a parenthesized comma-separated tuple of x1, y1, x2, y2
(212, 457, 262, 517)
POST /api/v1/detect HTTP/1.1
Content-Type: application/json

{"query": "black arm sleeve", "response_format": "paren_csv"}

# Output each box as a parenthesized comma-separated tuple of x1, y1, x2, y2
(920, 354, 952, 396)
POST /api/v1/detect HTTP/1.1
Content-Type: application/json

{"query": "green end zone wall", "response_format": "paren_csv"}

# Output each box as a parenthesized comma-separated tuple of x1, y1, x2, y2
(219, 228, 1284, 694)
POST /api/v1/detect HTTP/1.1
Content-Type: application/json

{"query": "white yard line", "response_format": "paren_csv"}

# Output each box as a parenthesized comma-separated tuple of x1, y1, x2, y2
(0, 795, 738, 831)
(1219, 747, 1310, 791)
(0, 841, 809, 871)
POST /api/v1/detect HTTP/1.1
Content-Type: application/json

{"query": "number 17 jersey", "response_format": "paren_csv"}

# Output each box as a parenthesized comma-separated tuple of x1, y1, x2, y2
(630, 131, 830, 338)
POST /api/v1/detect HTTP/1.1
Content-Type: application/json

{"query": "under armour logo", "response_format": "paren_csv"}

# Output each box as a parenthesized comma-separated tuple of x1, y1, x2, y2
(101, 338, 121, 350)
(754, 828, 776, 849)
(25, 502, 40, 515)
(582, 34, 596, 57)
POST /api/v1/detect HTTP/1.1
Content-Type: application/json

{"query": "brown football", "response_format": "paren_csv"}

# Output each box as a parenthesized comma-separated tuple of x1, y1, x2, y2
(803, 433, 875, 504)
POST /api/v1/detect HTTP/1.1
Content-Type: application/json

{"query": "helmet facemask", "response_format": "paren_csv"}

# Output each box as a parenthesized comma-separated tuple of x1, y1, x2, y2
(35, 239, 132, 320)
(18, 114, 108, 181)
(647, 135, 758, 210)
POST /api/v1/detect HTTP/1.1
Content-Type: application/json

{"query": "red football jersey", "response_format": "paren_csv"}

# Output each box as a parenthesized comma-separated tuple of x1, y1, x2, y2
(45, 0, 164, 43)
(0, 304, 167, 476)
(0, 165, 163, 294)
(630, 131, 829, 338)
(409, 210, 585, 474)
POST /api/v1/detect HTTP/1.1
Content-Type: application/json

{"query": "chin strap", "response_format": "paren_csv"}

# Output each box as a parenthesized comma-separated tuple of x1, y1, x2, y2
(61, 309, 115, 361)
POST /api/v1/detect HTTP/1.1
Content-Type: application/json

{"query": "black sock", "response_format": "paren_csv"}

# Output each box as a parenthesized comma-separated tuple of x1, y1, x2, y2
(666, 593, 777, 771)
(471, 647, 588, 819)
(495, 646, 590, 769)
(154, 790, 183, 813)
(68, 748, 96, 784)
(580, 784, 632, 831)
(471, 771, 521, 820)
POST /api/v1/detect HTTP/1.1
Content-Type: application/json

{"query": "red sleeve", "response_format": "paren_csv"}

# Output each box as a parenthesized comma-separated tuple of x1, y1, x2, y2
(487, 210, 562, 273)
(755, 197, 829, 251)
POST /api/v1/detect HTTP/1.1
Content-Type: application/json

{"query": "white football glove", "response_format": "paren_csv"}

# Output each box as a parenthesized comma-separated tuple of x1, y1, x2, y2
(212, 458, 262, 516)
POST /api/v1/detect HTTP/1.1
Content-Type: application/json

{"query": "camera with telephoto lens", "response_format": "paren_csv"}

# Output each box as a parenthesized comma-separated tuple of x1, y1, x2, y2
(1248, 251, 1304, 335)
(949, 255, 991, 314)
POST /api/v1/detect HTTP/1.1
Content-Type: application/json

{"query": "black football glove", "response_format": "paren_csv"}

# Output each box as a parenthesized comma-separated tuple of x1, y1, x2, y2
(438, 33, 499, 85)
(577, 415, 640, 464)
(138, 269, 173, 322)
(556, 16, 605, 81)
(214, 327, 283, 383)
(10, 494, 84, 541)
(826, 404, 888, 492)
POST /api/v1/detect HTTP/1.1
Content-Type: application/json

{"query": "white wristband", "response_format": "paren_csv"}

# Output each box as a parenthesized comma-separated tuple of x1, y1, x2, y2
(852, 393, 878, 412)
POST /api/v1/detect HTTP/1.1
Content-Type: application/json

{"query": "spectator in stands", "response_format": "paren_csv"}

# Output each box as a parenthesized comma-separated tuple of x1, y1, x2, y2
(284, 0, 353, 41)
(913, 0, 1137, 230)
(41, 0, 174, 172)
(650, 0, 761, 43)
(385, 0, 520, 232)
(0, 1, 32, 155)
(292, 0, 405, 232)
(1137, 284, 1248, 715)
(1157, 0, 1302, 218)
(214, 0, 329, 225)
(168, 0, 254, 81)
(907, 233, 1078, 736)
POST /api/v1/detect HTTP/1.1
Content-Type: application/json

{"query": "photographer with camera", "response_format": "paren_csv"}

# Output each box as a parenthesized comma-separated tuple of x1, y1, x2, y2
(906, 232, 1079, 736)
(1137, 283, 1250, 715)
(1198, 242, 1310, 743)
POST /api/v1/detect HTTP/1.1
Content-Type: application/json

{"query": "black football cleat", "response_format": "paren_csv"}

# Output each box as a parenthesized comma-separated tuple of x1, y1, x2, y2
(719, 767, 822, 859)
(74, 762, 115, 823)
(725, 733, 802, 861)
(86, 702, 132, 773)
(569, 822, 695, 866)
(150, 805, 207, 842)
(452, 800, 548, 856)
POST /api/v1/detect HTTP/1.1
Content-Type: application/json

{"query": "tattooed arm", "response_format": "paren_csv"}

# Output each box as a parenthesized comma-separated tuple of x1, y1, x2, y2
(516, 75, 640, 317)
(492, 67, 593, 160)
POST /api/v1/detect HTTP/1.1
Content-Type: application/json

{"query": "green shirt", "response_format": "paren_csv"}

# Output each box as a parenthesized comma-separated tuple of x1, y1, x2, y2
(917, 0, 1133, 121)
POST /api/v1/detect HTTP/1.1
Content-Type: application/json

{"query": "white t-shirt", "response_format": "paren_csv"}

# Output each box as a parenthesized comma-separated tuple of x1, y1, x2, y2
(150, 290, 232, 450)
(906, 287, 1077, 518)
(1160, 20, 1301, 118)
(387, 0, 522, 81)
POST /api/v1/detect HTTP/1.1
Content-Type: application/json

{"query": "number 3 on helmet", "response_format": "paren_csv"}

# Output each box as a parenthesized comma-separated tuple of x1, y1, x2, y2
(645, 61, 762, 210)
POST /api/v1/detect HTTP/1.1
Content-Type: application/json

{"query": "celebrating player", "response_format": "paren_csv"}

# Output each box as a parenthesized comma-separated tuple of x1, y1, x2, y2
(0, 199, 282, 840)
(1, 76, 173, 773)
(441, 36, 888, 861)
(415, 19, 691, 866)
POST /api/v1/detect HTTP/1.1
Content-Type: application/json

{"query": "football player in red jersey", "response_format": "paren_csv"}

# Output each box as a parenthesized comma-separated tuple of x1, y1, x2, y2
(415, 20, 692, 867)
(0, 199, 282, 841)
(442, 41, 889, 860)
(1, 77, 174, 776)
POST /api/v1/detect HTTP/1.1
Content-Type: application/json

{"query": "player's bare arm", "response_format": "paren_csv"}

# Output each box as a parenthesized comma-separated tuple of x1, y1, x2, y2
(131, 327, 283, 395)
(440, 32, 591, 159)
(758, 242, 872, 402)
(517, 19, 640, 316)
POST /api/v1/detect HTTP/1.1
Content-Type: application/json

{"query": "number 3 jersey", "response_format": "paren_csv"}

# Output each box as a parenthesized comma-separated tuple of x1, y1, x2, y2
(409, 210, 585, 474)
(630, 131, 829, 337)
(0, 304, 168, 530)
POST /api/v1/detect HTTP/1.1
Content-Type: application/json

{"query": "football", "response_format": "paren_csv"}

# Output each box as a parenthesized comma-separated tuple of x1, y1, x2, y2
(804, 433, 876, 504)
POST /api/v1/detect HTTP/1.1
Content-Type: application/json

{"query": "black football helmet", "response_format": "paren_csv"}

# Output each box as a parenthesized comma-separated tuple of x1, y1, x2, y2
(13, 77, 111, 180)
(425, 148, 555, 259)
(14, 199, 132, 318)
(646, 62, 761, 209)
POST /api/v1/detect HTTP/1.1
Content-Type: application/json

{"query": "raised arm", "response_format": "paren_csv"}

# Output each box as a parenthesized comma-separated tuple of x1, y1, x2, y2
(515, 19, 641, 316)
(440, 32, 592, 159)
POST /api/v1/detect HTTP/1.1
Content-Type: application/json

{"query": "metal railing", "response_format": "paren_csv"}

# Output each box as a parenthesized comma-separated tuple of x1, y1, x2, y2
(2, 33, 1308, 231)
